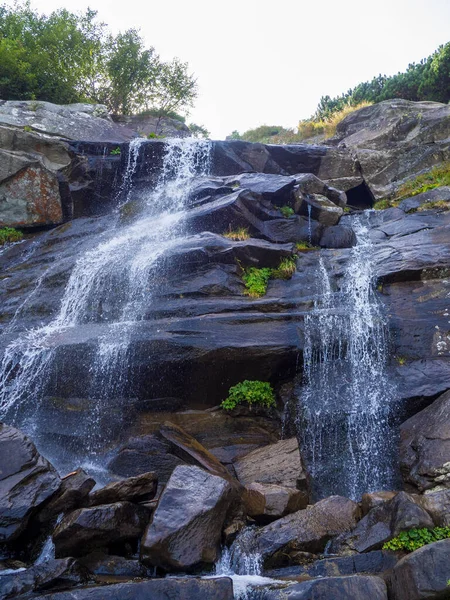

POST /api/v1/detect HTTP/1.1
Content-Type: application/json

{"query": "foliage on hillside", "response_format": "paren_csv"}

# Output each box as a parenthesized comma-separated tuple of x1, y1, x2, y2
(314, 42, 450, 121)
(0, 3, 197, 116)
(229, 42, 449, 144)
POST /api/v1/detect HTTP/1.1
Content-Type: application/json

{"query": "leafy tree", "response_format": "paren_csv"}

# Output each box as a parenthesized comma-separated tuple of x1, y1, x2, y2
(188, 123, 210, 138)
(103, 29, 157, 115)
(0, 2, 199, 119)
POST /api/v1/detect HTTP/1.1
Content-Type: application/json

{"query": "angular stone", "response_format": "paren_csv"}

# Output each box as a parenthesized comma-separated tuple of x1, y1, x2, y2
(416, 489, 450, 526)
(294, 191, 343, 226)
(53, 502, 150, 558)
(389, 539, 450, 600)
(243, 482, 308, 522)
(0, 424, 61, 543)
(140, 465, 235, 571)
(78, 552, 153, 579)
(36, 469, 95, 524)
(86, 472, 157, 507)
(332, 492, 434, 554)
(234, 438, 308, 491)
(400, 389, 450, 492)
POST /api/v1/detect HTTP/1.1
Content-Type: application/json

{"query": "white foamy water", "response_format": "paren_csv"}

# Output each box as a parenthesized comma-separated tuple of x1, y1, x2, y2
(297, 214, 398, 500)
(0, 138, 211, 467)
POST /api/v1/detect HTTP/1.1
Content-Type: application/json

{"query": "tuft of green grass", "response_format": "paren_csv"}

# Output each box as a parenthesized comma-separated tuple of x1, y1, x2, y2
(242, 267, 272, 298)
(272, 256, 297, 279)
(296, 241, 319, 251)
(0, 227, 23, 245)
(279, 205, 295, 218)
(223, 227, 250, 241)
(396, 163, 450, 200)
(110, 147, 121, 156)
(417, 200, 450, 212)
(221, 380, 275, 411)
(373, 198, 400, 210)
(297, 101, 373, 141)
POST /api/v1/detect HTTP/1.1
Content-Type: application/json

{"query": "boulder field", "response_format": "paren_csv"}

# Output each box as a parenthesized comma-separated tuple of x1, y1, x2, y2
(0, 98, 450, 598)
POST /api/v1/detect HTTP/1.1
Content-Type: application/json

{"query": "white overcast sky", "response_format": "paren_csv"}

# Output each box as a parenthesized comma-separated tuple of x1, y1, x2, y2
(7, 0, 450, 139)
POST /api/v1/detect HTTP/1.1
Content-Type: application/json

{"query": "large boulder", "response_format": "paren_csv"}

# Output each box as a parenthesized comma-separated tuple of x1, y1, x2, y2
(0, 424, 61, 543)
(53, 502, 150, 558)
(21, 577, 234, 600)
(140, 465, 235, 571)
(0, 101, 134, 142)
(331, 99, 450, 199)
(400, 389, 450, 492)
(248, 495, 360, 566)
(389, 539, 450, 600)
(233, 438, 308, 492)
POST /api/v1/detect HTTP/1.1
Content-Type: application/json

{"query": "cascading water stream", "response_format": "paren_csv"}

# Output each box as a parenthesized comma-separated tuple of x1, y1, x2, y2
(214, 528, 282, 600)
(297, 214, 399, 500)
(0, 138, 211, 472)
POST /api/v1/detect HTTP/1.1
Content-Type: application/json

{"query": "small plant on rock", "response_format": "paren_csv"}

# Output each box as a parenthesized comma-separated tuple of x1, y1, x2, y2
(223, 227, 250, 241)
(279, 205, 295, 218)
(272, 256, 297, 279)
(383, 527, 450, 553)
(221, 380, 275, 411)
(0, 227, 23, 245)
(296, 241, 319, 251)
(110, 147, 121, 156)
(242, 267, 272, 298)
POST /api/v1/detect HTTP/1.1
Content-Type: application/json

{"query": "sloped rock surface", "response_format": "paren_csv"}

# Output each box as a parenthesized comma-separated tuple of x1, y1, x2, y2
(389, 539, 450, 600)
(331, 99, 450, 199)
(140, 465, 235, 571)
(400, 389, 450, 492)
(36, 469, 95, 525)
(248, 495, 360, 566)
(0, 424, 61, 543)
(0, 101, 133, 142)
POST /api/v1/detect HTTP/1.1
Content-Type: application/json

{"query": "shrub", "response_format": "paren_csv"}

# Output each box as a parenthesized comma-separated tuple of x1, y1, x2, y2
(242, 267, 272, 298)
(221, 380, 275, 411)
(223, 227, 250, 241)
(383, 527, 450, 553)
(0, 227, 23, 245)
(279, 205, 295, 218)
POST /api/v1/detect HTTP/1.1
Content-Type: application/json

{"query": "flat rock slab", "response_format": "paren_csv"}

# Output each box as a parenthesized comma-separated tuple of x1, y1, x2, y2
(0, 424, 61, 543)
(13, 577, 234, 600)
(86, 472, 157, 507)
(262, 575, 387, 599)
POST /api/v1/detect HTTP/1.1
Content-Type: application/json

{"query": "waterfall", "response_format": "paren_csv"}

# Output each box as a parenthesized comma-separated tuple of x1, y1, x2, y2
(297, 215, 398, 500)
(214, 529, 284, 600)
(0, 138, 211, 471)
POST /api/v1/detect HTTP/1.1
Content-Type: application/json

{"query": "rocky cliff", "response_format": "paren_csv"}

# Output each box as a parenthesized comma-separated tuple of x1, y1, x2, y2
(0, 100, 449, 600)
